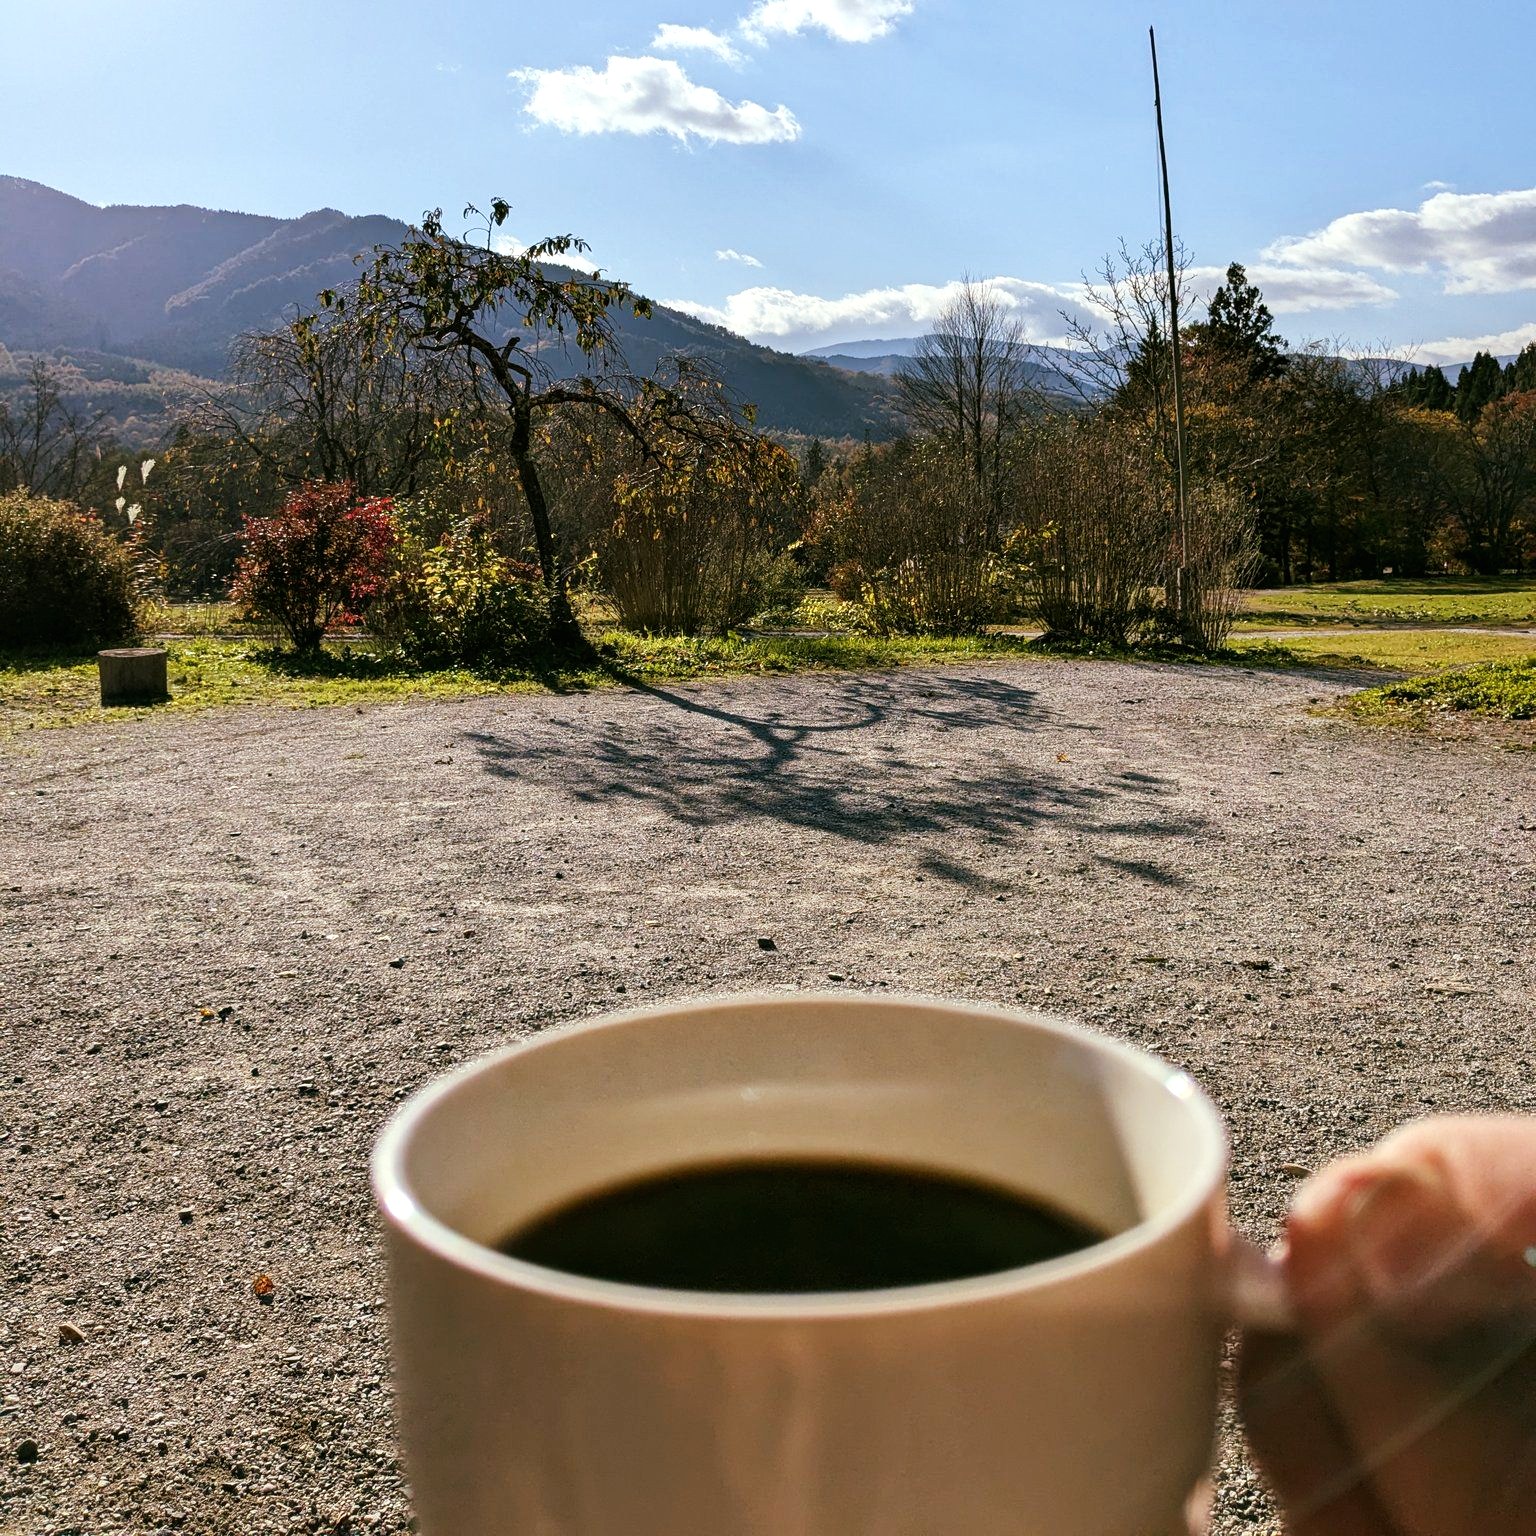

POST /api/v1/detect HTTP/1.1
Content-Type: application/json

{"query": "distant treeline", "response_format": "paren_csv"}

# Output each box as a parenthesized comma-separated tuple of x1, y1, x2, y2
(1391, 346, 1536, 420)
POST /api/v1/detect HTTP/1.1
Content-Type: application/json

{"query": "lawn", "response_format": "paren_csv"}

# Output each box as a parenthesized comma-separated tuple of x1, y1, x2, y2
(1235, 576, 1536, 629)
(0, 631, 1049, 734)
(1227, 628, 1536, 673)
(9, 594, 1536, 736)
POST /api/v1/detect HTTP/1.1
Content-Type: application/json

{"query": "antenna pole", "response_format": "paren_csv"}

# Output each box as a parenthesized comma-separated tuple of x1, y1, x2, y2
(1150, 25, 1191, 629)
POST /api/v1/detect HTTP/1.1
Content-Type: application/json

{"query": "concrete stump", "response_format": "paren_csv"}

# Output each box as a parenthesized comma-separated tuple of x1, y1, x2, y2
(98, 647, 169, 706)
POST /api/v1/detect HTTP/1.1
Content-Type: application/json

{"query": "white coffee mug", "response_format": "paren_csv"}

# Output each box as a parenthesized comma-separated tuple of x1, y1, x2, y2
(372, 993, 1287, 1536)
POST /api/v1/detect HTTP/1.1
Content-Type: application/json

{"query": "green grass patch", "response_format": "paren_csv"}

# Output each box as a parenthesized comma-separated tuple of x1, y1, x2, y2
(140, 599, 246, 636)
(0, 640, 534, 732)
(1236, 576, 1536, 630)
(1344, 656, 1536, 723)
(598, 629, 1039, 680)
(11, 619, 1527, 738)
(1228, 628, 1536, 673)
(1, 630, 1048, 734)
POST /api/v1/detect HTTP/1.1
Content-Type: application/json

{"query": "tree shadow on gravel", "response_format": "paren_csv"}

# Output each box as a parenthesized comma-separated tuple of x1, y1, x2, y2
(464, 673, 1207, 887)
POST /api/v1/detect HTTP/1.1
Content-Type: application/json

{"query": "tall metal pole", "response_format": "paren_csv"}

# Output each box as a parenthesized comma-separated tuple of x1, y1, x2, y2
(1150, 26, 1190, 625)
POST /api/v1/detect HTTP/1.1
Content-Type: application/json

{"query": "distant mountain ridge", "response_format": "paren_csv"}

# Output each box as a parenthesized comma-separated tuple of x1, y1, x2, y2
(806, 331, 1498, 391)
(806, 334, 1087, 397)
(0, 176, 900, 441)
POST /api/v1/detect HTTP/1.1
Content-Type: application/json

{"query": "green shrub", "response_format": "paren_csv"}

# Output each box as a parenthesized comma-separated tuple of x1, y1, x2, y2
(1361, 655, 1536, 719)
(367, 514, 552, 669)
(794, 594, 877, 634)
(0, 491, 140, 649)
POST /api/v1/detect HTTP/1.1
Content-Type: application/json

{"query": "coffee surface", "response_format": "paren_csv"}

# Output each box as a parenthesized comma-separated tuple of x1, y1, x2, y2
(497, 1158, 1103, 1292)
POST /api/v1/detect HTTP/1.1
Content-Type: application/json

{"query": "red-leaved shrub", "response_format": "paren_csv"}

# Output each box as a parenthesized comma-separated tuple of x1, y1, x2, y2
(232, 483, 397, 651)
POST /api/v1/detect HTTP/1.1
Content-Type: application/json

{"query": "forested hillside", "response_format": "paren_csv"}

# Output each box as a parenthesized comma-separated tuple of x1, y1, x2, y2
(0, 177, 900, 442)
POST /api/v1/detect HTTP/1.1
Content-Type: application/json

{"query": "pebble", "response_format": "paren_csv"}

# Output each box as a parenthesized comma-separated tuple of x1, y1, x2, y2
(1280, 1163, 1311, 1177)
(178, 1208, 194, 1224)
(58, 1322, 85, 1345)
(388, 958, 406, 969)
(757, 937, 777, 951)
(16, 1438, 38, 1463)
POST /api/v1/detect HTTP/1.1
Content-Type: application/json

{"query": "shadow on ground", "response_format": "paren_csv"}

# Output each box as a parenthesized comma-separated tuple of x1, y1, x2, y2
(464, 672, 1208, 888)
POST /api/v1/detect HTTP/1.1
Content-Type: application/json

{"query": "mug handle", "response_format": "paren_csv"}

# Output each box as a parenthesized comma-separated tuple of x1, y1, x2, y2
(1228, 1236, 1295, 1332)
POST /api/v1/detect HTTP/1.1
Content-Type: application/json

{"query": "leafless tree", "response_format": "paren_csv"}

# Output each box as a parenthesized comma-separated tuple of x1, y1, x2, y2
(0, 358, 110, 498)
(896, 279, 1043, 539)
(1057, 238, 1200, 444)
(207, 306, 465, 499)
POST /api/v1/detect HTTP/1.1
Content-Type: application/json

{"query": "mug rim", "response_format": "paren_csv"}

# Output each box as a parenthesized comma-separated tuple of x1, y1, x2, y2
(371, 991, 1229, 1320)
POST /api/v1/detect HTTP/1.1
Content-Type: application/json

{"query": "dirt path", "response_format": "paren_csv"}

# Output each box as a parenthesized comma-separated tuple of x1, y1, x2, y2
(3, 658, 1533, 1534)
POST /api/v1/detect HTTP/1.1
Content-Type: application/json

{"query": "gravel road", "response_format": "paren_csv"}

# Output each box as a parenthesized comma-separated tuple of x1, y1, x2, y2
(3, 658, 1533, 1535)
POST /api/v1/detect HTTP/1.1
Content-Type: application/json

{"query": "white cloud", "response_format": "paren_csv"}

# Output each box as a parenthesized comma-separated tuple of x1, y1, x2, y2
(1266, 187, 1536, 295)
(1416, 321, 1536, 368)
(740, 0, 914, 45)
(1186, 263, 1397, 314)
(1422, 179, 1455, 193)
(514, 55, 799, 144)
(650, 23, 745, 66)
(663, 259, 1397, 349)
(715, 247, 764, 267)
(663, 275, 1100, 349)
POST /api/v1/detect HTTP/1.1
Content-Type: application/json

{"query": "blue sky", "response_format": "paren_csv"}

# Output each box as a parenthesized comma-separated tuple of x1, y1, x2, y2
(8, 0, 1536, 362)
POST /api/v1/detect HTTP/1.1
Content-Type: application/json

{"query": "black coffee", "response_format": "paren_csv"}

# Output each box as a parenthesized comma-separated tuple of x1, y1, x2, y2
(497, 1159, 1103, 1292)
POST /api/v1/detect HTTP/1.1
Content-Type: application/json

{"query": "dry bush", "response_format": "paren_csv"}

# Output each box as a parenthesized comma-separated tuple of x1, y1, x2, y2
(809, 440, 1010, 634)
(1177, 480, 1259, 650)
(599, 436, 801, 635)
(1014, 424, 1257, 650)
(1015, 427, 1170, 646)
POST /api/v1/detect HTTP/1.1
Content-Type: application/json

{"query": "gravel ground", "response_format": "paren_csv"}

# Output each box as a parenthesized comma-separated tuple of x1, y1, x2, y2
(3, 658, 1533, 1536)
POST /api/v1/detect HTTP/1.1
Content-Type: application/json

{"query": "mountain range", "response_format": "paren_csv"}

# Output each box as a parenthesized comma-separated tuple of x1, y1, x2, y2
(803, 335, 1085, 395)
(0, 176, 901, 443)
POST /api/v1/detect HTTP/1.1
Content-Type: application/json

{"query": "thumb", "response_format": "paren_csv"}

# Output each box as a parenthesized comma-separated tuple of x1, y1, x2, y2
(1285, 1145, 1536, 1536)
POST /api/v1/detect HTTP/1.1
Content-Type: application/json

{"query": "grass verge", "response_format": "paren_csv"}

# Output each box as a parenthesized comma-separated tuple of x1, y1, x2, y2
(1340, 656, 1536, 724)
(1235, 576, 1536, 630)
(1, 631, 1047, 734)
(1227, 629, 1536, 672)
(7, 624, 1532, 737)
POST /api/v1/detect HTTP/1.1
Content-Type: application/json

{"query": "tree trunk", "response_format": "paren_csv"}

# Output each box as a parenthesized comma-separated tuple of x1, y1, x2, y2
(509, 404, 581, 648)
(98, 647, 169, 706)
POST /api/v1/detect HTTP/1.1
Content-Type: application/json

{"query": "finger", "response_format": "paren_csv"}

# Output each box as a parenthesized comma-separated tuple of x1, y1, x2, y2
(1356, 1118, 1536, 1336)
(1288, 1158, 1536, 1536)
(1237, 1326, 1397, 1536)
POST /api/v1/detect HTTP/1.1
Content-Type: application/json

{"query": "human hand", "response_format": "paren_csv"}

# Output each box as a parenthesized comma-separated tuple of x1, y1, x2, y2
(1239, 1115, 1536, 1535)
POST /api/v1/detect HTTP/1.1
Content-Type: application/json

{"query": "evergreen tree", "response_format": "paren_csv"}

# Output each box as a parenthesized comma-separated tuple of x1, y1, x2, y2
(803, 436, 827, 487)
(1203, 262, 1288, 381)
(1505, 341, 1536, 396)
(1400, 363, 1456, 411)
(1456, 350, 1505, 421)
